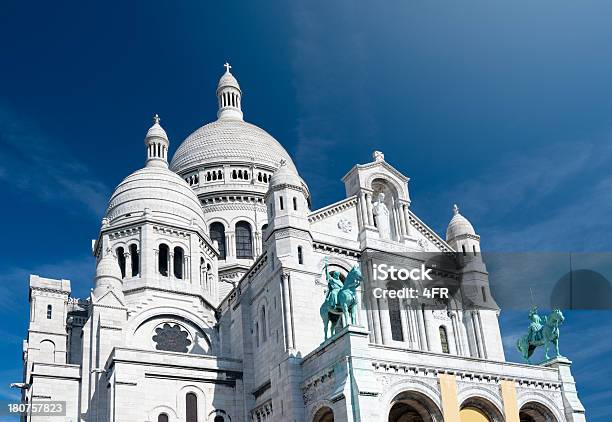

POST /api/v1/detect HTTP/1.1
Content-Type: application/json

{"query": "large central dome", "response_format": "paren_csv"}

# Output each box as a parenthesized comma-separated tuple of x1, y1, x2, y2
(170, 64, 297, 176)
(170, 119, 297, 175)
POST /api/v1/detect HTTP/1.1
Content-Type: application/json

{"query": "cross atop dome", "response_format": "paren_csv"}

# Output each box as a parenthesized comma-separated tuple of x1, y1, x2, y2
(453, 204, 460, 215)
(153, 113, 161, 125)
(217, 62, 243, 120)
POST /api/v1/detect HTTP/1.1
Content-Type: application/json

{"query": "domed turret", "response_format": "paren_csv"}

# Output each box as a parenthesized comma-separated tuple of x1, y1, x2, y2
(217, 62, 243, 121)
(104, 115, 206, 231)
(145, 114, 169, 168)
(446, 204, 480, 255)
(93, 249, 123, 298)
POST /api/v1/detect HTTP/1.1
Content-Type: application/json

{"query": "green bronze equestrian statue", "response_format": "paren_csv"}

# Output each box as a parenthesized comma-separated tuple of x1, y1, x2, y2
(516, 307, 565, 364)
(319, 259, 363, 340)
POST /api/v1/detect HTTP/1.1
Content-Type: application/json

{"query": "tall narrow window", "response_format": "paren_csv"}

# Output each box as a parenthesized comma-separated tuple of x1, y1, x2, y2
(116, 247, 126, 278)
(439, 326, 450, 354)
(174, 247, 184, 279)
(279, 196, 284, 210)
(481, 286, 487, 302)
(261, 307, 267, 342)
(473, 245, 478, 255)
(47, 304, 52, 319)
(462, 244, 466, 256)
(255, 321, 259, 347)
(159, 244, 169, 276)
(186, 393, 197, 422)
(388, 296, 404, 341)
(129, 244, 139, 276)
(235, 221, 253, 259)
(209, 223, 226, 259)
(297, 246, 303, 264)
(158, 414, 169, 422)
(293, 197, 298, 211)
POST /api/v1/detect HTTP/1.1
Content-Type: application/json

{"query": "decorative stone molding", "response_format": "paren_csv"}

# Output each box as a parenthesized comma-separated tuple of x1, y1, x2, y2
(301, 367, 335, 406)
(308, 197, 357, 223)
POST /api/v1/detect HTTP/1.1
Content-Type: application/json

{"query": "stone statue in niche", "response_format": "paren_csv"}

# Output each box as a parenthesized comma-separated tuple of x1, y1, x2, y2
(373, 193, 391, 239)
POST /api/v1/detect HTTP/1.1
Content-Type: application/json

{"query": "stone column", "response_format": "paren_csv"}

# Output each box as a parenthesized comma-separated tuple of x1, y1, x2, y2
(417, 307, 429, 351)
(398, 203, 407, 236)
(500, 380, 520, 422)
(403, 205, 411, 236)
(378, 297, 392, 345)
(399, 302, 409, 343)
(359, 192, 369, 228)
(169, 252, 174, 278)
(281, 273, 294, 350)
(365, 193, 374, 226)
(124, 251, 132, 278)
(439, 373, 461, 421)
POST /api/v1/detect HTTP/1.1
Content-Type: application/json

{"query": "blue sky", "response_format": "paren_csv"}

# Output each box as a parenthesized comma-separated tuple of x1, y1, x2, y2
(1, 0, 612, 420)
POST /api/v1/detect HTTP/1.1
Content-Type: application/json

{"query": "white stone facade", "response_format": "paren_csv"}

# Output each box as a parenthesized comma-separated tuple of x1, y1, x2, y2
(20, 66, 586, 422)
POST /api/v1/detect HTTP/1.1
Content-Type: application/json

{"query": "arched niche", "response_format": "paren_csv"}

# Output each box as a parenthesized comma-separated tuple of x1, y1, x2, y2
(519, 401, 559, 422)
(459, 397, 504, 422)
(388, 390, 443, 422)
(313, 406, 334, 422)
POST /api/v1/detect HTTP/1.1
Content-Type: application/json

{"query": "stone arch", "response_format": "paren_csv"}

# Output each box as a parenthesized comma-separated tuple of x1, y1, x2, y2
(147, 405, 178, 422)
(208, 408, 231, 422)
(387, 388, 444, 422)
(38, 339, 56, 363)
(366, 172, 405, 201)
(179, 384, 206, 422)
(519, 401, 559, 422)
(459, 395, 504, 422)
(312, 405, 334, 422)
(127, 307, 217, 354)
(517, 392, 564, 422)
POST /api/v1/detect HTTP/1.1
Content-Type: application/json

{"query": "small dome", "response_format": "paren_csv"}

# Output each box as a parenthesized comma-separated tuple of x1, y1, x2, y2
(95, 252, 122, 281)
(446, 204, 476, 241)
(218, 70, 240, 92)
(270, 161, 302, 187)
(104, 166, 206, 229)
(145, 115, 168, 141)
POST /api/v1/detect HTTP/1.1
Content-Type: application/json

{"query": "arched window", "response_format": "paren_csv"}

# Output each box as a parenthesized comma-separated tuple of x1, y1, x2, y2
(174, 247, 184, 279)
(116, 247, 126, 278)
(209, 223, 226, 259)
(159, 244, 169, 276)
(439, 326, 450, 353)
(214, 416, 224, 422)
(297, 246, 303, 265)
(47, 304, 52, 319)
(235, 221, 253, 259)
(261, 306, 267, 342)
(158, 414, 169, 422)
(293, 197, 298, 211)
(186, 393, 197, 422)
(279, 196, 284, 210)
(129, 244, 139, 277)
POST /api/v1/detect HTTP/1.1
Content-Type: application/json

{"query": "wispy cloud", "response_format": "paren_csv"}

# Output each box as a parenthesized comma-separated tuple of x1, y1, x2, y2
(0, 102, 110, 217)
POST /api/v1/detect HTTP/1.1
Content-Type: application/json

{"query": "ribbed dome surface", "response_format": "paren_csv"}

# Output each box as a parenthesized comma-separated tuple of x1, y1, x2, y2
(105, 166, 206, 227)
(446, 211, 476, 241)
(170, 119, 297, 175)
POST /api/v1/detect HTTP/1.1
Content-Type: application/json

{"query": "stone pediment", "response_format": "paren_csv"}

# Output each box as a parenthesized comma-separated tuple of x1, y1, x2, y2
(94, 289, 126, 308)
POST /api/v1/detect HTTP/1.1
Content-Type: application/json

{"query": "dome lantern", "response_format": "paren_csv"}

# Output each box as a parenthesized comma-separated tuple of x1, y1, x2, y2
(216, 63, 243, 121)
(145, 114, 169, 168)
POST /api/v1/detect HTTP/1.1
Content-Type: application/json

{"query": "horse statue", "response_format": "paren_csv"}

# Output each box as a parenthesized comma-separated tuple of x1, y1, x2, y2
(517, 307, 565, 364)
(319, 262, 363, 341)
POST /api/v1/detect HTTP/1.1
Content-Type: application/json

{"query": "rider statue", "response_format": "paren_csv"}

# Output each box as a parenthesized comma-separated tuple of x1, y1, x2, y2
(325, 258, 343, 309)
(527, 306, 543, 344)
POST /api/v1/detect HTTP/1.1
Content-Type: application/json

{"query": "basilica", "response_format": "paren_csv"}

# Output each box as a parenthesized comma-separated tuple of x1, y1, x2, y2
(21, 65, 586, 421)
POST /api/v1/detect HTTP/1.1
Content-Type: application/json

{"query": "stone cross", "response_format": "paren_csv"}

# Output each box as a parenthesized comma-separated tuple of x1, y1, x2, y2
(153, 114, 160, 125)
(224, 62, 232, 73)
